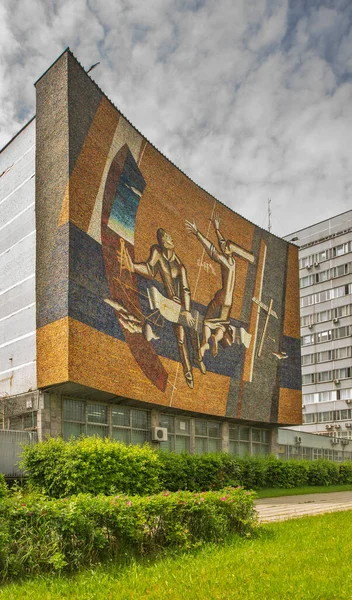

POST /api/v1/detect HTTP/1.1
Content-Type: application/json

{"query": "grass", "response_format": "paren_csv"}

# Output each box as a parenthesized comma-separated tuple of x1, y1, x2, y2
(1, 511, 352, 599)
(256, 483, 352, 498)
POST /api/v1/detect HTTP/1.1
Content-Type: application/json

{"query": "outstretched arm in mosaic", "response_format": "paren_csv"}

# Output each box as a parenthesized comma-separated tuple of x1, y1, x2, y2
(185, 219, 228, 267)
(212, 214, 226, 254)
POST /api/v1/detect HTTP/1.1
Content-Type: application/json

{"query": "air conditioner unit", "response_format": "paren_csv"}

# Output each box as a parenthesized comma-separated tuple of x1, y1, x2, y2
(314, 262, 319, 267)
(302, 405, 306, 409)
(295, 436, 302, 444)
(346, 399, 352, 405)
(334, 379, 340, 385)
(326, 424, 332, 430)
(306, 265, 312, 271)
(335, 424, 341, 430)
(333, 317, 339, 324)
(308, 323, 314, 329)
(151, 427, 168, 442)
(346, 423, 352, 429)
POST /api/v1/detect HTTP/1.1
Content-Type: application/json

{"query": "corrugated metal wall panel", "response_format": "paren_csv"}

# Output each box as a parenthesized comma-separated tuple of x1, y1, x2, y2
(0, 430, 37, 477)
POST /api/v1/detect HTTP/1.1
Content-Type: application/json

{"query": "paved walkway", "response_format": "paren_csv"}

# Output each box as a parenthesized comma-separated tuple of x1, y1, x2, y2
(255, 491, 352, 523)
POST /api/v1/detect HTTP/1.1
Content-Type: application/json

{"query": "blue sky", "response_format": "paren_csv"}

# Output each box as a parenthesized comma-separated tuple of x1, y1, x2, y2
(1, 0, 351, 235)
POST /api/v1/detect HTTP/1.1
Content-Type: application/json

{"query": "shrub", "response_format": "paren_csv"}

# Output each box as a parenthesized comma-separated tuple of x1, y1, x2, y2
(264, 458, 309, 489)
(21, 437, 352, 499)
(0, 487, 256, 582)
(307, 459, 340, 486)
(338, 462, 352, 484)
(21, 437, 163, 498)
(159, 452, 242, 492)
(0, 475, 8, 499)
(237, 456, 268, 489)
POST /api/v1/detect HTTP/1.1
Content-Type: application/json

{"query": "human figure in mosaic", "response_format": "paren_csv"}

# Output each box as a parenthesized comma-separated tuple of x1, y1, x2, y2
(125, 228, 205, 389)
(186, 215, 253, 357)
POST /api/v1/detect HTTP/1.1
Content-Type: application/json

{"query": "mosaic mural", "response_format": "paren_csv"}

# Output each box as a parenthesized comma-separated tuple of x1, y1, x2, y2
(36, 50, 302, 424)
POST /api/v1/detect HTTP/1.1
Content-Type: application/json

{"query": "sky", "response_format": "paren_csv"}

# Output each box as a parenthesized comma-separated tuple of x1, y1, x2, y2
(1, 0, 352, 237)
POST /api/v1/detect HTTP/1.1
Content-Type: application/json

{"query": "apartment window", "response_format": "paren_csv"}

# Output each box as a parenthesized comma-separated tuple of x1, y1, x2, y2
(316, 310, 330, 323)
(334, 367, 351, 380)
(112, 406, 149, 445)
(339, 389, 352, 400)
(318, 249, 328, 261)
(333, 304, 352, 319)
(335, 325, 351, 339)
(195, 420, 222, 453)
(302, 334, 314, 346)
(316, 330, 332, 343)
(335, 346, 352, 360)
(302, 373, 315, 385)
(313, 449, 323, 459)
(303, 391, 337, 404)
(301, 284, 352, 308)
(300, 275, 314, 288)
(333, 243, 346, 257)
(302, 354, 315, 366)
(158, 414, 190, 453)
(316, 370, 332, 383)
(316, 350, 331, 363)
(303, 413, 316, 424)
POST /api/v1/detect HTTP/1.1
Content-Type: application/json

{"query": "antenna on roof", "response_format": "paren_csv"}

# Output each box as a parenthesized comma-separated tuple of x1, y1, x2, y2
(268, 198, 272, 233)
(87, 62, 100, 74)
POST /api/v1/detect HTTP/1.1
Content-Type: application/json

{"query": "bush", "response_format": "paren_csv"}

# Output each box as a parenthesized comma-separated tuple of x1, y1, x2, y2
(0, 487, 256, 582)
(21, 437, 163, 498)
(307, 459, 340, 486)
(21, 437, 352, 498)
(338, 462, 352, 484)
(159, 452, 242, 492)
(0, 475, 8, 499)
(238, 456, 268, 489)
(264, 458, 309, 489)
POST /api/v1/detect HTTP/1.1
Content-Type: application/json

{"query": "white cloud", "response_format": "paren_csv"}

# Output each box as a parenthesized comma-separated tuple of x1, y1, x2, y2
(0, 0, 351, 235)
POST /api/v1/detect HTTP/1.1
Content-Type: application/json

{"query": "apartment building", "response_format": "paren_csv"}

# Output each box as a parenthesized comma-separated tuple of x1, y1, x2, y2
(285, 210, 352, 443)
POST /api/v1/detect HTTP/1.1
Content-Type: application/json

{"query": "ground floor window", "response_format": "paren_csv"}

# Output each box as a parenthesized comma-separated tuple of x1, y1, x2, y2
(112, 406, 149, 445)
(195, 420, 222, 454)
(158, 414, 190, 453)
(229, 425, 270, 456)
(9, 412, 37, 431)
(63, 399, 149, 443)
(61, 398, 273, 457)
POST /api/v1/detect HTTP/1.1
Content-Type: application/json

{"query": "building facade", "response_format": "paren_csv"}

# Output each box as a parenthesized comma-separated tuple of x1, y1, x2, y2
(285, 210, 352, 444)
(0, 49, 302, 454)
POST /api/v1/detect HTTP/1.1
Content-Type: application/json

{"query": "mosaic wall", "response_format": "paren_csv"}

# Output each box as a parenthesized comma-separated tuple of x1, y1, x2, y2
(36, 50, 302, 425)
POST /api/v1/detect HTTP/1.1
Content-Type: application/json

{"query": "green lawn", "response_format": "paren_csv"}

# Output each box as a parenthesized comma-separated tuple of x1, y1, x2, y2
(2, 511, 352, 599)
(256, 483, 352, 498)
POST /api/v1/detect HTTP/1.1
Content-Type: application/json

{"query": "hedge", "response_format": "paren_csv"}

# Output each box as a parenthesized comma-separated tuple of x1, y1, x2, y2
(20, 437, 352, 498)
(0, 487, 256, 582)
(21, 437, 162, 497)
(0, 475, 7, 499)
